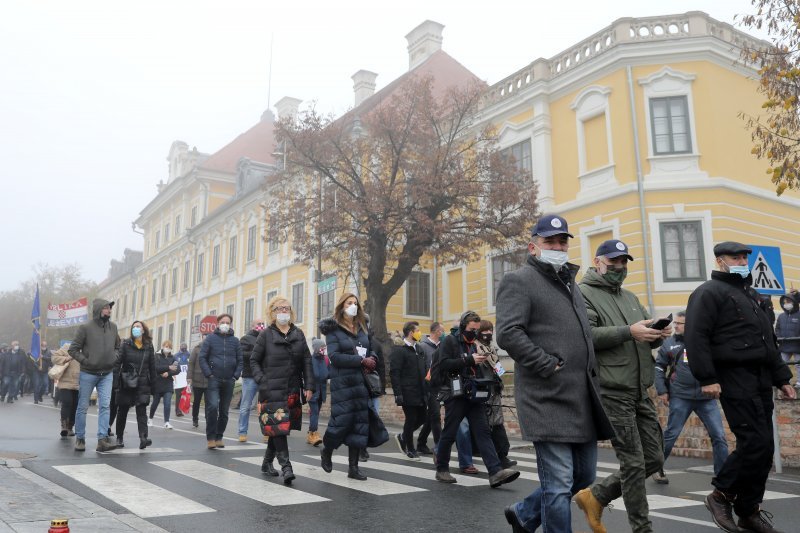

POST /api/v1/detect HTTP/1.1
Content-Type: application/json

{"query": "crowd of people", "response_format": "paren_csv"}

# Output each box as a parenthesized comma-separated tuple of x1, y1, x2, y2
(2, 212, 800, 533)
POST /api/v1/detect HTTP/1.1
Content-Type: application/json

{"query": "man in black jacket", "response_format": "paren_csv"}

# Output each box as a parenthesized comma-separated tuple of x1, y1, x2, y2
(237, 318, 264, 442)
(390, 321, 427, 461)
(653, 311, 728, 484)
(433, 310, 520, 488)
(686, 241, 794, 533)
(416, 321, 444, 455)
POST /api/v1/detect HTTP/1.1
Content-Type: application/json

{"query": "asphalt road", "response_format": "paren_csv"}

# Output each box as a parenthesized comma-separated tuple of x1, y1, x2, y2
(2, 397, 799, 532)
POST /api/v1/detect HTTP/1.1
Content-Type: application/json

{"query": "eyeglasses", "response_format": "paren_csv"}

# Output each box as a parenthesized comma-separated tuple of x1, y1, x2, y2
(274, 306, 291, 312)
(674, 321, 686, 326)
(255, 322, 265, 327)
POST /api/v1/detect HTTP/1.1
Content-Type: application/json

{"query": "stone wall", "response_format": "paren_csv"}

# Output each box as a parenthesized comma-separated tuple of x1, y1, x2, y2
(317, 384, 800, 467)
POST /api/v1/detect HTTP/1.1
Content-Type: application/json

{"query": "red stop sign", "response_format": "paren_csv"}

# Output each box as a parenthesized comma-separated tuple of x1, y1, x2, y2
(199, 315, 218, 335)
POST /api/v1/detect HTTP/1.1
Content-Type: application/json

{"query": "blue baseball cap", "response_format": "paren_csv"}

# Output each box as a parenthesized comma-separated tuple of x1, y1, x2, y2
(596, 239, 634, 261)
(531, 214, 573, 238)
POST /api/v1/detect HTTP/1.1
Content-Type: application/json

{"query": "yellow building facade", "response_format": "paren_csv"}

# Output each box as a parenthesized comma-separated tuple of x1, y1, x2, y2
(99, 12, 800, 347)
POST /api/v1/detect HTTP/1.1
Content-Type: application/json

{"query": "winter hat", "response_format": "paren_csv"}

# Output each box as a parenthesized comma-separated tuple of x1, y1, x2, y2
(311, 338, 326, 353)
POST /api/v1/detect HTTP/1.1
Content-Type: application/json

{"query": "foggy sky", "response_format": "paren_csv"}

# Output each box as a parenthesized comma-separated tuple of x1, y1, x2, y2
(0, 0, 763, 294)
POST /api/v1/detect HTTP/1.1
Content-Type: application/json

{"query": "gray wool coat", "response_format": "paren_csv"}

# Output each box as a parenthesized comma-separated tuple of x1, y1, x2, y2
(496, 255, 614, 443)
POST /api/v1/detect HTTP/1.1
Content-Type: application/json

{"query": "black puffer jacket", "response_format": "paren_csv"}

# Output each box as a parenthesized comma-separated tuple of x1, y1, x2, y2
(319, 318, 388, 449)
(389, 343, 427, 406)
(152, 350, 179, 395)
(114, 339, 156, 407)
(250, 324, 314, 432)
(239, 328, 260, 379)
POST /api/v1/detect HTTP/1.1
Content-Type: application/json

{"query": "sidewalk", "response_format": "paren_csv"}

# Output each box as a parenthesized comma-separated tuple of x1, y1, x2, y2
(0, 457, 166, 533)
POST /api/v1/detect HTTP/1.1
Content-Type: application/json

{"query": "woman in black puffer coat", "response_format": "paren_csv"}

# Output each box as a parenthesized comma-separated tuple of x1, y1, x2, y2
(114, 321, 156, 449)
(250, 296, 314, 485)
(319, 292, 389, 481)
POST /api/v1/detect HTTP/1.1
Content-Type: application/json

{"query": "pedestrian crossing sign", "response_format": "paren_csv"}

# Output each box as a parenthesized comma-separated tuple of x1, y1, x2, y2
(747, 245, 785, 295)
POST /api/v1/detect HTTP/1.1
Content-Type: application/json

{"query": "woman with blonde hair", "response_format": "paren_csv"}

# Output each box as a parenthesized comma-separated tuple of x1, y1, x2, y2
(319, 292, 388, 480)
(250, 296, 314, 485)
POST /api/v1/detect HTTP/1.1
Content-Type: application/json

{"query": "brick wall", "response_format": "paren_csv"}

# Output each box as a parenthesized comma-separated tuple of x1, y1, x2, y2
(316, 384, 800, 467)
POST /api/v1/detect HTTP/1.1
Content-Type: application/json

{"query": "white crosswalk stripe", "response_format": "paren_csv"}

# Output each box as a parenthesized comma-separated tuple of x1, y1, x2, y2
(444, 451, 612, 478)
(53, 463, 214, 517)
(235, 456, 427, 495)
(688, 490, 799, 501)
(152, 460, 329, 506)
(311, 454, 488, 486)
(98, 447, 182, 455)
(372, 452, 541, 482)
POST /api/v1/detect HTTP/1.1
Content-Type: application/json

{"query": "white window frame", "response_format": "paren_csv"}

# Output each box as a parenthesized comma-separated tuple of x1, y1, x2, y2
(485, 249, 528, 314)
(404, 269, 433, 319)
(570, 85, 616, 194)
(228, 235, 238, 271)
(291, 282, 305, 325)
(244, 297, 255, 327)
(246, 224, 257, 262)
(442, 265, 467, 322)
(639, 67, 706, 181)
(211, 243, 220, 278)
(649, 207, 714, 292)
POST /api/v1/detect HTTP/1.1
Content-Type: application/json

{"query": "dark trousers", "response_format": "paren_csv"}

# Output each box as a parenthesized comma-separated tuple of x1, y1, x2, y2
(267, 434, 289, 454)
(417, 389, 441, 447)
(205, 377, 234, 440)
(33, 371, 48, 402)
(2, 374, 19, 400)
(117, 403, 149, 440)
(401, 405, 427, 453)
(59, 389, 79, 427)
(714, 392, 774, 517)
(490, 423, 510, 460)
(192, 387, 206, 421)
(436, 397, 501, 475)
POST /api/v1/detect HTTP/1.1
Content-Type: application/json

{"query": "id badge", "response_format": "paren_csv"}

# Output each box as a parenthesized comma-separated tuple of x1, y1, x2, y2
(451, 377, 463, 397)
(356, 346, 367, 358)
(494, 361, 506, 377)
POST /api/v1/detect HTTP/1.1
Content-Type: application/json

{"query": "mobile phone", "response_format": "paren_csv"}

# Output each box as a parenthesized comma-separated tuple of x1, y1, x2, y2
(649, 313, 673, 330)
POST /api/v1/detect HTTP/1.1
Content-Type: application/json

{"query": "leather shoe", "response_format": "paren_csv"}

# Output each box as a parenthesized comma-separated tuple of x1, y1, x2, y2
(705, 490, 740, 533)
(320, 447, 333, 473)
(504, 505, 526, 533)
(460, 465, 479, 474)
(738, 509, 784, 533)
(489, 468, 520, 488)
(574, 488, 607, 533)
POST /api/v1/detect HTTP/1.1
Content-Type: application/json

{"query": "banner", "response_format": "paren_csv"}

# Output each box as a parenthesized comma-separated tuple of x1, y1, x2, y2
(31, 285, 41, 361)
(47, 297, 89, 328)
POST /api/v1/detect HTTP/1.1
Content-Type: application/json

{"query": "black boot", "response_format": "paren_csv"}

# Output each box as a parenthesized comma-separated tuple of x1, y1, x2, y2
(320, 447, 333, 473)
(60, 419, 69, 438)
(348, 446, 367, 480)
(359, 448, 369, 462)
(276, 450, 295, 485)
(261, 446, 279, 477)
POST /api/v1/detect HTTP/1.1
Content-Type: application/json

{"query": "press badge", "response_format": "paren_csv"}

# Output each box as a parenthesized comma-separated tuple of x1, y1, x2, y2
(451, 377, 463, 397)
(495, 361, 506, 377)
(356, 346, 367, 357)
(682, 349, 688, 363)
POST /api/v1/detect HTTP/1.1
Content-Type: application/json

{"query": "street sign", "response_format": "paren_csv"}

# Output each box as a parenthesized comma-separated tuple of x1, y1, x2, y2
(318, 276, 336, 295)
(199, 315, 218, 334)
(748, 245, 785, 295)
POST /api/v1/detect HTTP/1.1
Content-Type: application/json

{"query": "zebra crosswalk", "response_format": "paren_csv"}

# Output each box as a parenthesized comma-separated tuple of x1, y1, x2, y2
(49, 449, 800, 520)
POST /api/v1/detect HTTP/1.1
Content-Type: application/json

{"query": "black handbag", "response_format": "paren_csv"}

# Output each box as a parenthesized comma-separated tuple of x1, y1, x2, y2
(363, 369, 383, 398)
(120, 352, 145, 390)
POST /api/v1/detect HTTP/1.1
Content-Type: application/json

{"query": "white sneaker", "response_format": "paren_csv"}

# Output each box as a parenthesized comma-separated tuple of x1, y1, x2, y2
(164, 422, 173, 429)
(147, 418, 153, 427)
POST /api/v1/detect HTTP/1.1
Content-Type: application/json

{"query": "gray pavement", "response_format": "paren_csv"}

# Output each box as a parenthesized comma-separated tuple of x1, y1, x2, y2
(2, 396, 800, 532)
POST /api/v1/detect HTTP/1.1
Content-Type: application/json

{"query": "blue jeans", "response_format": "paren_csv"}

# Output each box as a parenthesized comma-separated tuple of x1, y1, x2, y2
(75, 371, 113, 440)
(33, 371, 49, 401)
(2, 374, 19, 400)
(237, 377, 258, 436)
(663, 396, 729, 475)
(205, 376, 234, 440)
(513, 441, 597, 533)
(457, 418, 473, 468)
(150, 391, 173, 423)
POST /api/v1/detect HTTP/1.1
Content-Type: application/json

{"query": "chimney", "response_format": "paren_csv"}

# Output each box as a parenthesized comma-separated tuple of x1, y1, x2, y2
(275, 96, 303, 121)
(351, 70, 378, 107)
(405, 20, 445, 70)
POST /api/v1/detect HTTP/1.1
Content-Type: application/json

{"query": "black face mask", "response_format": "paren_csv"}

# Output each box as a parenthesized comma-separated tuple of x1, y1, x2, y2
(101, 315, 110, 323)
(462, 329, 477, 343)
(479, 333, 493, 345)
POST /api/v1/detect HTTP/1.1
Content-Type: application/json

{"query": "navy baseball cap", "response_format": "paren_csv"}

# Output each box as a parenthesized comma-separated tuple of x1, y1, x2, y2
(531, 214, 573, 238)
(596, 239, 634, 261)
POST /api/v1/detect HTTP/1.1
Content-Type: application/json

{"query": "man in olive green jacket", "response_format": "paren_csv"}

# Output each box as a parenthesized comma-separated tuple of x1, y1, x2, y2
(574, 240, 671, 533)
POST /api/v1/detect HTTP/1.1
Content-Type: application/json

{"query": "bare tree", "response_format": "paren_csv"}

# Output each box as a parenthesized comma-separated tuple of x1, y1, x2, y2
(267, 75, 538, 343)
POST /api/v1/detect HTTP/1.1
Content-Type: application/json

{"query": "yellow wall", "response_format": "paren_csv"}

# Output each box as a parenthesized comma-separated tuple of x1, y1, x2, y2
(584, 114, 609, 170)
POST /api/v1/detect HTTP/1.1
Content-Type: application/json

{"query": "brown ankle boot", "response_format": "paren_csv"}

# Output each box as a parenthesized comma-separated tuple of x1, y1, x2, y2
(704, 489, 739, 533)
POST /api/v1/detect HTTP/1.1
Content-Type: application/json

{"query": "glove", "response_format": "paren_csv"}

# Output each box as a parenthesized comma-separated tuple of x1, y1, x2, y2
(395, 395, 404, 406)
(361, 356, 376, 371)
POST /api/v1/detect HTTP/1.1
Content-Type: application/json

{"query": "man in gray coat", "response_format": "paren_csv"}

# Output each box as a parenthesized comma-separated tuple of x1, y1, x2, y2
(497, 214, 613, 533)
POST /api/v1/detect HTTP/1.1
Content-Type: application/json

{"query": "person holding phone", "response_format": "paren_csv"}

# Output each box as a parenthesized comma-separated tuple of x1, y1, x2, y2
(575, 239, 672, 533)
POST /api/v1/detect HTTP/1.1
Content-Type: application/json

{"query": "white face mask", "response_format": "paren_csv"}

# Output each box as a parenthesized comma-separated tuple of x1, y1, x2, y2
(784, 303, 795, 311)
(162, 348, 171, 355)
(276, 313, 291, 325)
(218, 323, 231, 334)
(539, 249, 569, 268)
(345, 303, 358, 317)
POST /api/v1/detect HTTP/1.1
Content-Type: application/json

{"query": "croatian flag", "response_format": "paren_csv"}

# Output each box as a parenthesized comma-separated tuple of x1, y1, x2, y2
(31, 285, 41, 361)
(46, 297, 89, 328)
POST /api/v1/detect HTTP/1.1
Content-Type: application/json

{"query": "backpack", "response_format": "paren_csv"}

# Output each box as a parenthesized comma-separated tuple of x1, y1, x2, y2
(426, 345, 444, 388)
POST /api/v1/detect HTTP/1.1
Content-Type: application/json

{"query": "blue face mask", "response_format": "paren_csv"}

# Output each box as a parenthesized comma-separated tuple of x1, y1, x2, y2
(131, 327, 143, 338)
(728, 265, 750, 278)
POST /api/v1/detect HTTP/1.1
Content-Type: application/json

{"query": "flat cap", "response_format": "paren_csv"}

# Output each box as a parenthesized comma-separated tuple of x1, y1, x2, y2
(531, 214, 574, 238)
(713, 241, 752, 257)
